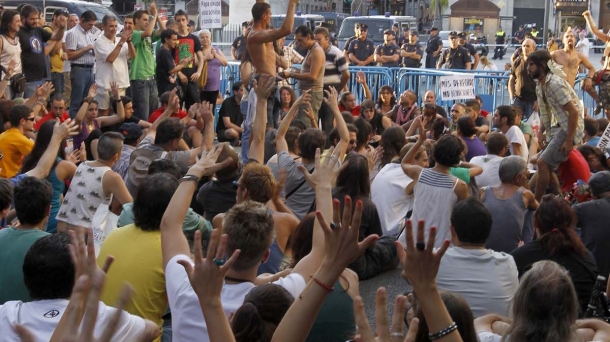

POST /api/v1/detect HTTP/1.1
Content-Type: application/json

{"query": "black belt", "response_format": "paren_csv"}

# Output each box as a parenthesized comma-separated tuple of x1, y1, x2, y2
(72, 63, 94, 68)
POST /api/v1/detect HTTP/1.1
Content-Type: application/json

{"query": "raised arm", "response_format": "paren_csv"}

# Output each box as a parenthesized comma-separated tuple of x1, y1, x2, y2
(275, 90, 312, 154)
(200, 101, 216, 151)
(74, 85, 98, 126)
(142, 3, 158, 39)
(147, 89, 179, 139)
(97, 83, 125, 127)
(356, 71, 372, 100)
(325, 88, 349, 160)
(583, 11, 608, 42)
(247, 0, 299, 44)
(26, 120, 78, 179)
(401, 120, 426, 180)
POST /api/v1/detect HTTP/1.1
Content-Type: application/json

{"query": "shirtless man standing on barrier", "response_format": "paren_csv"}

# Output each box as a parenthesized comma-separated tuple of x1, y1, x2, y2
(240, 0, 299, 162)
(551, 29, 599, 104)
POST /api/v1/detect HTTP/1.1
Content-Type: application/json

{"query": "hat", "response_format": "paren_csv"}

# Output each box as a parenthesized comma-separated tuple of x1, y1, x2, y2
(430, 27, 439, 31)
(359, 23, 368, 30)
(457, 32, 466, 39)
(188, 20, 195, 27)
(119, 123, 143, 143)
(410, 30, 419, 36)
(448, 31, 458, 38)
(589, 171, 610, 197)
(384, 29, 395, 35)
(241, 21, 249, 28)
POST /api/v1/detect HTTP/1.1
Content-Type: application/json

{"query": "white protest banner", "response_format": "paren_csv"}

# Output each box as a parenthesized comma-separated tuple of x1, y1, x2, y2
(199, 0, 222, 29)
(134, 3, 144, 11)
(439, 74, 476, 101)
(597, 122, 610, 150)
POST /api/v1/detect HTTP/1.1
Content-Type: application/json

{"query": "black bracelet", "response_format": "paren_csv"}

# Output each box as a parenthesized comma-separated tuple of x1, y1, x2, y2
(180, 174, 200, 184)
(429, 322, 458, 340)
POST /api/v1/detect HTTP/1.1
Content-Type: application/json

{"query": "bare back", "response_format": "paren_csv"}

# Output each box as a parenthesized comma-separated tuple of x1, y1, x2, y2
(247, 28, 277, 76)
(551, 49, 583, 87)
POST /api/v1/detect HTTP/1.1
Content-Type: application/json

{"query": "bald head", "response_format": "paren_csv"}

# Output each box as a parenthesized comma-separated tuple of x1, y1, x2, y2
(424, 90, 436, 105)
(521, 38, 536, 58)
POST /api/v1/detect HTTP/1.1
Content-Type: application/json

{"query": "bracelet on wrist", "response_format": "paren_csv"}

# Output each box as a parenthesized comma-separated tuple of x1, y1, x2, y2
(180, 174, 200, 184)
(310, 275, 334, 292)
(429, 322, 458, 340)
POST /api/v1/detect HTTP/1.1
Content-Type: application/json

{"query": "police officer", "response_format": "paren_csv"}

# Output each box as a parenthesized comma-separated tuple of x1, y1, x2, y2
(513, 25, 525, 44)
(347, 23, 375, 66)
(397, 27, 409, 47)
(231, 21, 248, 61)
(492, 25, 506, 60)
(374, 30, 400, 67)
(437, 31, 471, 70)
(425, 27, 443, 69)
(458, 32, 479, 69)
(343, 23, 361, 58)
(401, 30, 424, 93)
(530, 26, 540, 43)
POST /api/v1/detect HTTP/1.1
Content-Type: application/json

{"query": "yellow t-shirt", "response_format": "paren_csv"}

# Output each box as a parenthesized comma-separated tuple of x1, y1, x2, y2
(44, 26, 65, 73)
(97, 224, 166, 342)
(0, 128, 34, 178)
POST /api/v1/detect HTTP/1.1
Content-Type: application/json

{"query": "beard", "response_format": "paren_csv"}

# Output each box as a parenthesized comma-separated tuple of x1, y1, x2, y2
(528, 69, 541, 79)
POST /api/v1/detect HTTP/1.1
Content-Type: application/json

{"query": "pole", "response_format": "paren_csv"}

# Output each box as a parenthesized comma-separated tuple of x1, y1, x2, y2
(543, 0, 550, 47)
(433, 0, 441, 29)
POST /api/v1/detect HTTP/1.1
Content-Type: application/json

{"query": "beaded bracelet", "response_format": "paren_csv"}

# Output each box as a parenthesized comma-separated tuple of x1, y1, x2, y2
(311, 275, 334, 292)
(429, 322, 457, 340)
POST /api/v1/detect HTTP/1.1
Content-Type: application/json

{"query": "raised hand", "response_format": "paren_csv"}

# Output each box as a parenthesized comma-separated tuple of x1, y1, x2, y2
(54, 118, 80, 139)
(187, 103, 200, 121)
(36, 82, 55, 99)
(297, 146, 346, 189)
(167, 89, 180, 112)
(323, 87, 339, 109)
(200, 101, 215, 123)
(68, 228, 113, 283)
(356, 71, 366, 84)
(66, 148, 81, 164)
(87, 84, 98, 100)
(177, 229, 240, 306)
(149, 3, 158, 17)
(293, 89, 312, 109)
(110, 82, 120, 100)
(185, 144, 232, 179)
(354, 288, 419, 342)
(395, 220, 449, 289)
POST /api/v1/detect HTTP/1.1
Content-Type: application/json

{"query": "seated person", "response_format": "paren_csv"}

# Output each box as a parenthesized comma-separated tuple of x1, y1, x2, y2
(216, 81, 244, 146)
(149, 91, 204, 148)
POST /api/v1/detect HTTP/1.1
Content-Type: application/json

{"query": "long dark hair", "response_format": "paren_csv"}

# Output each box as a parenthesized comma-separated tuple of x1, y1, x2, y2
(287, 213, 316, 268)
(0, 10, 19, 35)
(414, 291, 478, 342)
(334, 154, 371, 201)
(376, 85, 396, 109)
(21, 120, 66, 174)
(535, 194, 587, 258)
(379, 126, 406, 169)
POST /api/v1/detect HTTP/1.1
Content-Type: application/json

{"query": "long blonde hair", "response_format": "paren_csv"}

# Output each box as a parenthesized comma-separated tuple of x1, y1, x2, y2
(480, 55, 492, 67)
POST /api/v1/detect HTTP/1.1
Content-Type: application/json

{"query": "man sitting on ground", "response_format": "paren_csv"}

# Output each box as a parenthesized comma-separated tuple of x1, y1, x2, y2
(470, 132, 509, 188)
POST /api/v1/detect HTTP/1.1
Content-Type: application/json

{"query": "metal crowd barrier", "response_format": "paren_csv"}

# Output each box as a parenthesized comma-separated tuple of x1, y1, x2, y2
(218, 62, 598, 118)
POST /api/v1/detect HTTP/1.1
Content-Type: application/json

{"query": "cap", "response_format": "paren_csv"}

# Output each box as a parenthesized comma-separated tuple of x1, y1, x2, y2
(410, 30, 419, 36)
(119, 122, 143, 142)
(469, 33, 476, 39)
(384, 29, 395, 35)
(359, 23, 368, 30)
(457, 32, 466, 39)
(589, 171, 610, 197)
(448, 31, 458, 38)
(430, 27, 439, 31)
(188, 20, 195, 27)
(241, 21, 249, 28)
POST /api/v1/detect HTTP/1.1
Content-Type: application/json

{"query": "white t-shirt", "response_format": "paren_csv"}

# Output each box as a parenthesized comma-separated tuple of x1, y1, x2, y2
(470, 154, 503, 188)
(166, 254, 307, 342)
(576, 37, 590, 58)
(62, 30, 71, 73)
(94, 34, 130, 89)
(0, 299, 146, 341)
(478, 331, 503, 342)
(436, 247, 519, 318)
(371, 163, 414, 236)
(505, 125, 529, 161)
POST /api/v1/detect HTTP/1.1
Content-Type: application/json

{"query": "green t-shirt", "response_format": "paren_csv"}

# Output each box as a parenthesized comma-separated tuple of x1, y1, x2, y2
(520, 122, 533, 147)
(129, 30, 160, 81)
(450, 167, 470, 184)
(0, 227, 50, 304)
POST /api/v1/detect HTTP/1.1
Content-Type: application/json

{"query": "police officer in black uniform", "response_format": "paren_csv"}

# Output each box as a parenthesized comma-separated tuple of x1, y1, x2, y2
(397, 27, 409, 47)
(425, 27, 443, 69)
(343, 22, 361, 58)
(458, 32, 479, 69)
(492, 26, 506, 60)
(401, 30, 424, 92)
(437, 31, 471, 70)
(231, 21, 248, 60)
(347, 24, 376, 66)
(374, 30, 401, 67)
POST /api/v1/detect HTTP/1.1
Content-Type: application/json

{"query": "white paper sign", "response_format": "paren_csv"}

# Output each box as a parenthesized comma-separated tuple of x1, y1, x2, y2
(596, 122, 610, 150)
(199, 0, 222, 29)
(439, 74, 476, 101)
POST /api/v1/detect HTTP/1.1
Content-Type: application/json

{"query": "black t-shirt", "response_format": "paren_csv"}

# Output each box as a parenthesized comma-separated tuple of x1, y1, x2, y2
(18, 26, 52, 82)
(173, 33, 202, 77)
(101, 115, 141, 133)
(463, 43, 477, 60)
(216, 96, 243, 133)
(156, 46, 176, 95)
(232, 35, 246, 61)
(438, 47, 471, 69)
(475, 116, 489, 128)
(196, 176, 239, 221)
(511, 240, 599, 315)
(511, 57, 537, 102)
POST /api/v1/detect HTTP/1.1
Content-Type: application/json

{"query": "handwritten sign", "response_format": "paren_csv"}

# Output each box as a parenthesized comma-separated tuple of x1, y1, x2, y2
(199, 0, 222, 29)
(439, 74, 476, 101)
(597, 122, 610, 150)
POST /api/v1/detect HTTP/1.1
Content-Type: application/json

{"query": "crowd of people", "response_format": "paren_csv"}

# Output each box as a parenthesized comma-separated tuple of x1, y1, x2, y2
(1, 0, 610, 341)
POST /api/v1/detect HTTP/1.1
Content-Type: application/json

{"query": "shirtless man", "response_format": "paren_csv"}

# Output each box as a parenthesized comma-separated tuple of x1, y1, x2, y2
(551, 29, 596, 92)
(241, 0, 299, 161)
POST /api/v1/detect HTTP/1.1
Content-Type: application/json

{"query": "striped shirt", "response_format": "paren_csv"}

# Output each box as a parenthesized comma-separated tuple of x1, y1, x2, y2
(322, 45, 348, 89)
(535, 72, 584, 143)
(66, 24, 96, 65)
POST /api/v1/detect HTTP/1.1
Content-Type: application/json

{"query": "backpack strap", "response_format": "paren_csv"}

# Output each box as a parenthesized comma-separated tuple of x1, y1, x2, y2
(285, 167, 314, 200)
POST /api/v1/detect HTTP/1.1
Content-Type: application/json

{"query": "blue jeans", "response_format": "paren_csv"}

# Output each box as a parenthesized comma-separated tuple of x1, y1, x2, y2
(131, 78, 158, 121)
(240, 100, 250, 164)
(51, 72, 64, 98)
(513, 97, 535, 121)
(69, 66, 94, 118)
(24, 80, 46, 99)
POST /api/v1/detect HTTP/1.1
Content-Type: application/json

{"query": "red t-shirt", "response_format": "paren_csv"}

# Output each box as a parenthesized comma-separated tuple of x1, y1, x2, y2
(558, 149, 590, 193)
(480, 109, 490, 118)
(148, 107, 188, 123)
(35, 111, 69, 131)
(338, 105, 360, 117)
